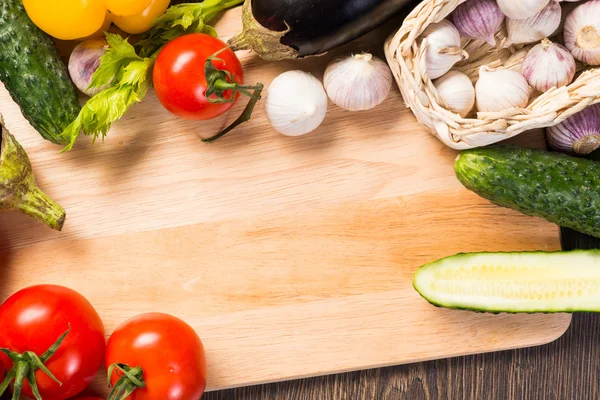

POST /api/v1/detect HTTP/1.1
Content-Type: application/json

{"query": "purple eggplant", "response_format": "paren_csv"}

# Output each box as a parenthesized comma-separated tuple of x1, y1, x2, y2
(228, 0, 418, 61)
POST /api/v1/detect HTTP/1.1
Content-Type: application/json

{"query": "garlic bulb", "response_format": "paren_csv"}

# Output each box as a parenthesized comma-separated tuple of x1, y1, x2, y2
(434, 71, 475, 117)
(505, 1, 561, 46)
(564, 0, 600, 65)
(548, 104, 600, 154)
(497, 0, 550, 19)
(452, 0, 505, 45)
(522, 39, 576, 92)
(264, 70, 328, 136)
(475, 67, 530, 112)
(420, 20, 468, 80)
(324, 53, 392, 112)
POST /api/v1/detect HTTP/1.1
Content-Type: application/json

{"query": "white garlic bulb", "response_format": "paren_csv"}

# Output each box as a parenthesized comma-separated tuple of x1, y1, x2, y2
(264, 70, 328, 137)
(497, 0, 550, 19)
(522, 39, 576, 92)
(564, 0, 600, 65)
(475, 67, 530, 112)
(324, 53, 392, 112)
(420, 20, 468, 80)
(434, 71, 475, 117)
(505, 1, 561, 46)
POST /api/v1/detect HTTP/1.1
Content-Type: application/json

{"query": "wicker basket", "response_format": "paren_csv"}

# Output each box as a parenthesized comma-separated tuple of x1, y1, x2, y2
(384, 0, 600, 150)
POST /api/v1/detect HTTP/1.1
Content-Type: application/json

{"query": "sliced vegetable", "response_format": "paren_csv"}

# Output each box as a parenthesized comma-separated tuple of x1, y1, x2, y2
(0, 0, 81, 145)
(0, 116, 66, 230)
(0, 285, 105, 400)
(60, 0, 243, 150)
(228, 0, 418, 61)
(414, 250, 600, 313)
(105, 313, 207, 400)
(455, 146, 600, 239)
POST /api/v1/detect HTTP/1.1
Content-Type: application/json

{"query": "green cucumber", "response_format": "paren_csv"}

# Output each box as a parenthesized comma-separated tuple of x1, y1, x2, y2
(0, 0, 81, 145)
(455, 146, 600, 239)
(413, 250, 600, 313)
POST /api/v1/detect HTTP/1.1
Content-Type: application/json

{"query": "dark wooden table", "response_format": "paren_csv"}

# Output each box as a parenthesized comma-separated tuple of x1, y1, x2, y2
(206, 229, 600, 400)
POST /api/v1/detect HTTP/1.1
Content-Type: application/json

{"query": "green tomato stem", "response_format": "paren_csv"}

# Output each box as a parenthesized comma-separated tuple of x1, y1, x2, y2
(202, 84, 264, 143)
(0, 327, 70, 400)
(106, 364, 146, 400)
(201, 55, 264, 142)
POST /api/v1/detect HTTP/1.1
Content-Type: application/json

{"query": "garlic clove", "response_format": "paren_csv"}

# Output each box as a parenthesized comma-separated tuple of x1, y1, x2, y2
(505, 1, 561, 47)
(548, 104, 600, 155)
(497, 0, 551, 19)
(264, 70, 328, 137)
(324, 53, 392, 112)
(452, 0, 505, 46)
(564, 0, 600, 65)
(420, 20, 468, 80)
(434, 71, 475, 118)
(522, 38, 576, 92)
(475, 66, 530, 112)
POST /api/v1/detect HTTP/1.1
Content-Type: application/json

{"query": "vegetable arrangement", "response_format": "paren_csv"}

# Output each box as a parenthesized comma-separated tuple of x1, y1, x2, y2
(61, 0, 249, 150)
(0, 285, 206, 400)
(400, 0, 600, 314)
(1, 0, 600, 381)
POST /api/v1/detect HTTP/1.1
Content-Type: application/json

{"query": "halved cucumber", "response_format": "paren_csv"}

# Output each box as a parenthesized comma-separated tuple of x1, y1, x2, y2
(413, 250, 600, 313)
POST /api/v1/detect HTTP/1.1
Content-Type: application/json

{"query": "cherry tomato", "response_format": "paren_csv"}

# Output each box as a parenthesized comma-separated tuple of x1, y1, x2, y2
(105, 0, 153, 17)
(23, 0, 106, 40)
(105, 313, 207, 400)
(111, 0, 171, 35)
(153, 33, 245, 121)
(0, 285, 106, 400)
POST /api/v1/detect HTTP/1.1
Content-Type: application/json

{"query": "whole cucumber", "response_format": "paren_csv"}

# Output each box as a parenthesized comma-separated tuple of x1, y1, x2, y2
(455, 146, 600, 239)
(0, 0, 81, 145)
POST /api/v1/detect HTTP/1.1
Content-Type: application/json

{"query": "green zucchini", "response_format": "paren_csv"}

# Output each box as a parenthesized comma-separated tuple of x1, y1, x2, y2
(0, 0, 81, 145)
(455, 146, 600, 239)
(413, 250, 600, 313)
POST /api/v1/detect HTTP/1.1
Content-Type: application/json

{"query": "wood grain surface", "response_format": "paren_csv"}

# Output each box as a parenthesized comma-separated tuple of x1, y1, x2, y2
(204, 232, 600, 400)
(0, 4, 571, 395)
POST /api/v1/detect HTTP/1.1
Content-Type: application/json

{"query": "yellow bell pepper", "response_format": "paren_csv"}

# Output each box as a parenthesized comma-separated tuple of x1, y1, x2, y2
(112, 0, 172, 35)
(23, 0, 170, 40)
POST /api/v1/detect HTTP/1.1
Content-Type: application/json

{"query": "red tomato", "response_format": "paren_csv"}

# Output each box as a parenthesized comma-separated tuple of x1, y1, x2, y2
(153, 33, 244, 121)
(105, 313, 207, 400)
(70, 397, 105, 400)
(0, 285, 106, 400)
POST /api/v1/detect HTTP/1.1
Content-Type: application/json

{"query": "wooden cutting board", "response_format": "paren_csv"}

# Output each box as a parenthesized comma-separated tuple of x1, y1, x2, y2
(0, 7, 571, 393)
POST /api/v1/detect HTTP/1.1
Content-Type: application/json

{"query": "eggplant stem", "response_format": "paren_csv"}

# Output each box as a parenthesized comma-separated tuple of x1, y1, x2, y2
(16, 185, 66, 231)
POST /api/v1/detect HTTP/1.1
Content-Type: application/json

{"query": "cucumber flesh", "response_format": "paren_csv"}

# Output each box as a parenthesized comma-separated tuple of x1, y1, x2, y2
(413, 250, 600, 313)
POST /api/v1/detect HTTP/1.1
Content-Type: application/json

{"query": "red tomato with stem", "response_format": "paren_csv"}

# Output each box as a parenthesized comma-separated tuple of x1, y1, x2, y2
(0, 285, 106, 400)
(105, 313, 207, 400)
(153, 33, 263, 142)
